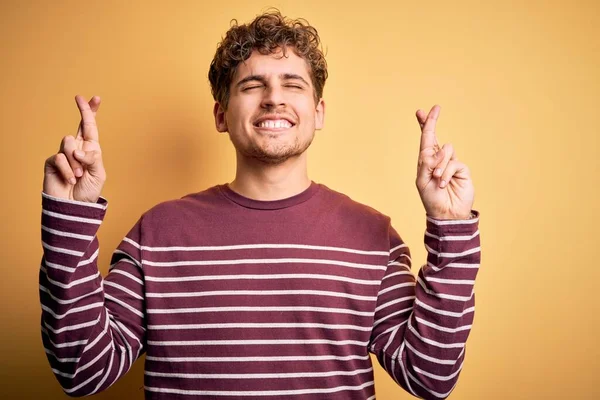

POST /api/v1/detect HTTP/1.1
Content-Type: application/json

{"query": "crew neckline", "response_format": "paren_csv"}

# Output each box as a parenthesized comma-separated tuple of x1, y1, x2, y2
(218, 181, 320, 210)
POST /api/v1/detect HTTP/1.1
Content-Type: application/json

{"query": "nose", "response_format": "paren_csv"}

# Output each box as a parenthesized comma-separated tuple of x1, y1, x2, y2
(260, 84, 286, 109)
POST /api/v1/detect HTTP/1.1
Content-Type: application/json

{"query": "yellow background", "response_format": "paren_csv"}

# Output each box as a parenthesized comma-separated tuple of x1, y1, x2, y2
(1, 0, 598, 398)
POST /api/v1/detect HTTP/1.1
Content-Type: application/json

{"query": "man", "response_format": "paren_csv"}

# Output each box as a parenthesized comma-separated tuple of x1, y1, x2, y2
(40, 10, 480, 400)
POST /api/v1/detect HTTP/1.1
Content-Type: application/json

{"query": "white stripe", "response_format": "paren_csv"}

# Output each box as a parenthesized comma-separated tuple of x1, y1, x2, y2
(82, 317, 110, 354)
(147, 305, 373, 317)
(397, 341, 418, 396)
(105, 293, 144, 318)
(42, 209, 102, 225)
(144, 380, 375, 396)
(404, 341, 457, 365)
(90, 345, 115, 394)
(382, 270, 412, 281)
(415, 316, 472, 333)
(104, 281, 143, 300)
(417, 277, 473, 301)
(41, 266, 100, 289)
(387, 261, 411, 270)
(148, 322, 372, 331)
(370, 320, 407, 346)
(373, 306, 413, 328)
(144, 257, 386, 271)
(42, 302, 103, 320)
(407, 321, 465, 349)
(427, 261, 480, 272)
(425, 244, 481, 258)
(414, 361, 463, 381)
(42, 191, 107, 210)
(408, 371, 458, 398)
(146, 354, 370, 362)
(44, 347, 80, 363)
(389, 243, 408, 254)
(39, 284, 103, 305)
(425, 229, 480, 241)
(43, 250, 98, 273)
(127, 240, 387, 256)
(415, 298, 475, 318)
(109, 257, 138, 270)
(145, 273, 380, 286)
(426, 277, 475, 285)
(145, 367, 374, 379)
(147, 338, 369, 346)
(374, 295, 415, 313)
(377, 282, 415, 296)
(42, 241, 84, 257)
(63, 369, 105, 394)
(42, 225, 95, 241)
(43, 319, 97, 334)
(112, 318, 143, 361)
(426, 215, 478, 225)
(110, 269, 143, 286)
(146, 289, 377, 302)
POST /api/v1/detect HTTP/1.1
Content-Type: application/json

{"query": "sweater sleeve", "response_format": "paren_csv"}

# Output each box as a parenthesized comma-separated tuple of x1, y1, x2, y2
(369, 211, 481, 399)
(39, 192, 146, 397)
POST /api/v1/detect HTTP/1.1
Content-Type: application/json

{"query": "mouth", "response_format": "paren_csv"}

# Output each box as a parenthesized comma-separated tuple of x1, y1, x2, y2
(253, 118, 296, 132)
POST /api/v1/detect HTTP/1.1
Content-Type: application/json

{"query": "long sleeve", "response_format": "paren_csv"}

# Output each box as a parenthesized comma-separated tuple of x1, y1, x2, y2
(39, 192, 146, 396)
(369, 211, 481, 399)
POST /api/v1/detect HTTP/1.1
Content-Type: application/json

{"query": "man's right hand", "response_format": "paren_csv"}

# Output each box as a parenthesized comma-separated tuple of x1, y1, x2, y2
(43, 95, 106, 203)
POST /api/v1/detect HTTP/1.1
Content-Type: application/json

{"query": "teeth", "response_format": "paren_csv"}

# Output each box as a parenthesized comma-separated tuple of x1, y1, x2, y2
(258, 119, 292, 129)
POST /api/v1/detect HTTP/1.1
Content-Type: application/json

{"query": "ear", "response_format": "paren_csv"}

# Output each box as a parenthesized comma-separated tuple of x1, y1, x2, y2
(213, 102, 228, 132)
(314, 98, 326, 130)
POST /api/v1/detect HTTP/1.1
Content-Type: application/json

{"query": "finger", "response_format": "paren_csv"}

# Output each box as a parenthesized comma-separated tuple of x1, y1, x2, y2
(440, 160, 470, 188)
(416, 109, 427, 129)
(419, 105, 441, 152)
(51, 153, 77, 185)
(73, 149, 105, 176)
(59, 135, 84, 178)
(433, 143, 455, 179)
(74, 95, 101, 142)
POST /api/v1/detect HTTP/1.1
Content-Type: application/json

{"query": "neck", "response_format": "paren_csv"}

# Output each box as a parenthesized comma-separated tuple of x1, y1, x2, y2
(229, 152, 311, 201)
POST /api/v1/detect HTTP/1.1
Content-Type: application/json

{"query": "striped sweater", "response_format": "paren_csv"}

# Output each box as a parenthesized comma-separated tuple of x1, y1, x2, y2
(39, 182, 481, 399)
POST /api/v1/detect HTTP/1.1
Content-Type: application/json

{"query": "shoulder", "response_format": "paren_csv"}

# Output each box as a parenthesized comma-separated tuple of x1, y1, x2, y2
(140, 185, 226, 223)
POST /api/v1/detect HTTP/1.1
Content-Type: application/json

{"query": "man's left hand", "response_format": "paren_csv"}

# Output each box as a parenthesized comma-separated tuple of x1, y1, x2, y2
(415, 105, 475, 220)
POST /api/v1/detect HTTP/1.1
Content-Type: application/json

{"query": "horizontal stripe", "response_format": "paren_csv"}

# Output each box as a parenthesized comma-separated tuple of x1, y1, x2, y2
(147, 306, 373, 317)
(375, 295, 416, 313)
(109, 269, 143, 286)
(426, 277, 476, 285)
(378, 282, 415, 296)
(145, 273, 380, 286)
(407, 321, 465, 349)
(40, 284, 103, 305)
(112, 249, 141, 267)
(415, 298, 475, 318)
(105, 293, 144, 318)
(145, 367, 373, 379)
(41, 327, 88, 348)
(373, 306, 413, 328)
(425, 244, 481, 258)
(382, 270, 412, 281)
(425, 230, 480, 241)
(42, 209, 102, 225)
(52, 342, 112, 378)
(41, 266, 100, 289)
(63, 369, 105, 394)
(146, 354, 371, 362)
(41, 302, 103, 320)
(43, 319, 97, 334)
(146, 290, 376, 301)
(389, 243, 408, 254)
(414, 316, 472, 333)
(147, 339, 369, 346)
(43, 249, 98, 273)
(404, 341, 457, 365)
(427, 261, 480, 272)
(413, 361, 463, 381)
(417, 278, 473, 301)
(144, 380, 374, 396)
(42, 241, 84, 257)
(42, 225, 95, 241)
(103, 281, 143, 300)
(426, 215, 478, 225)
(122, 238, 388, 256)
(44, 347, 80, 363)
(148, 322, 372, 331)
(144, 257, 386, 271)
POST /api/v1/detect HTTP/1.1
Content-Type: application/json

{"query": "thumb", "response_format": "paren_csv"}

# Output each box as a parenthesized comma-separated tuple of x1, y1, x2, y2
(73, 149, 104, 175)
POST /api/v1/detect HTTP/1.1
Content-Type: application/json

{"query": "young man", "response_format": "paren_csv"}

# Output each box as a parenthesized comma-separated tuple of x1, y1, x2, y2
(40, 10, 480, 400)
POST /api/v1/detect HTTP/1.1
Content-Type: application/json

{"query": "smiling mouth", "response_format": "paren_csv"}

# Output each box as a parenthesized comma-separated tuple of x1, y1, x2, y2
(254, 119, 295, 130)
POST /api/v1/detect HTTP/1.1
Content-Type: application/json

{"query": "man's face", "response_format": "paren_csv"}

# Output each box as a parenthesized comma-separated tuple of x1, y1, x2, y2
(214, 47, 325, 165)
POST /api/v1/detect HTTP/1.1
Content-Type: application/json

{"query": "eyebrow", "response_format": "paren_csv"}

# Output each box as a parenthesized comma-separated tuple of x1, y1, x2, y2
(236, 73, 310, 88)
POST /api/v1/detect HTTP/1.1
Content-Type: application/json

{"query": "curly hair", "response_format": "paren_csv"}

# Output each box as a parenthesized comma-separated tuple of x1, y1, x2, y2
(208, 9, 328, 109)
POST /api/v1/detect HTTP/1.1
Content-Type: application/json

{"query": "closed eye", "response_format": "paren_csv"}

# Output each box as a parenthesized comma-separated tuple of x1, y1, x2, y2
(242, 85, 263, 91)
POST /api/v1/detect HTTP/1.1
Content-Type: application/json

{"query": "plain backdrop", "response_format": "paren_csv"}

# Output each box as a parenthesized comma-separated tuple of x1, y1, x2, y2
(0, 0, 598, 399)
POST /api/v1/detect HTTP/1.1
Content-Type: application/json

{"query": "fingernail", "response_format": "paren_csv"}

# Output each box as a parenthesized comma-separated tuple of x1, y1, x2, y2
(69, 177, 77, 185)
(440, 180, 446, 188)
(74, 168, 82, 177)
(435, 168, 442, 177)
